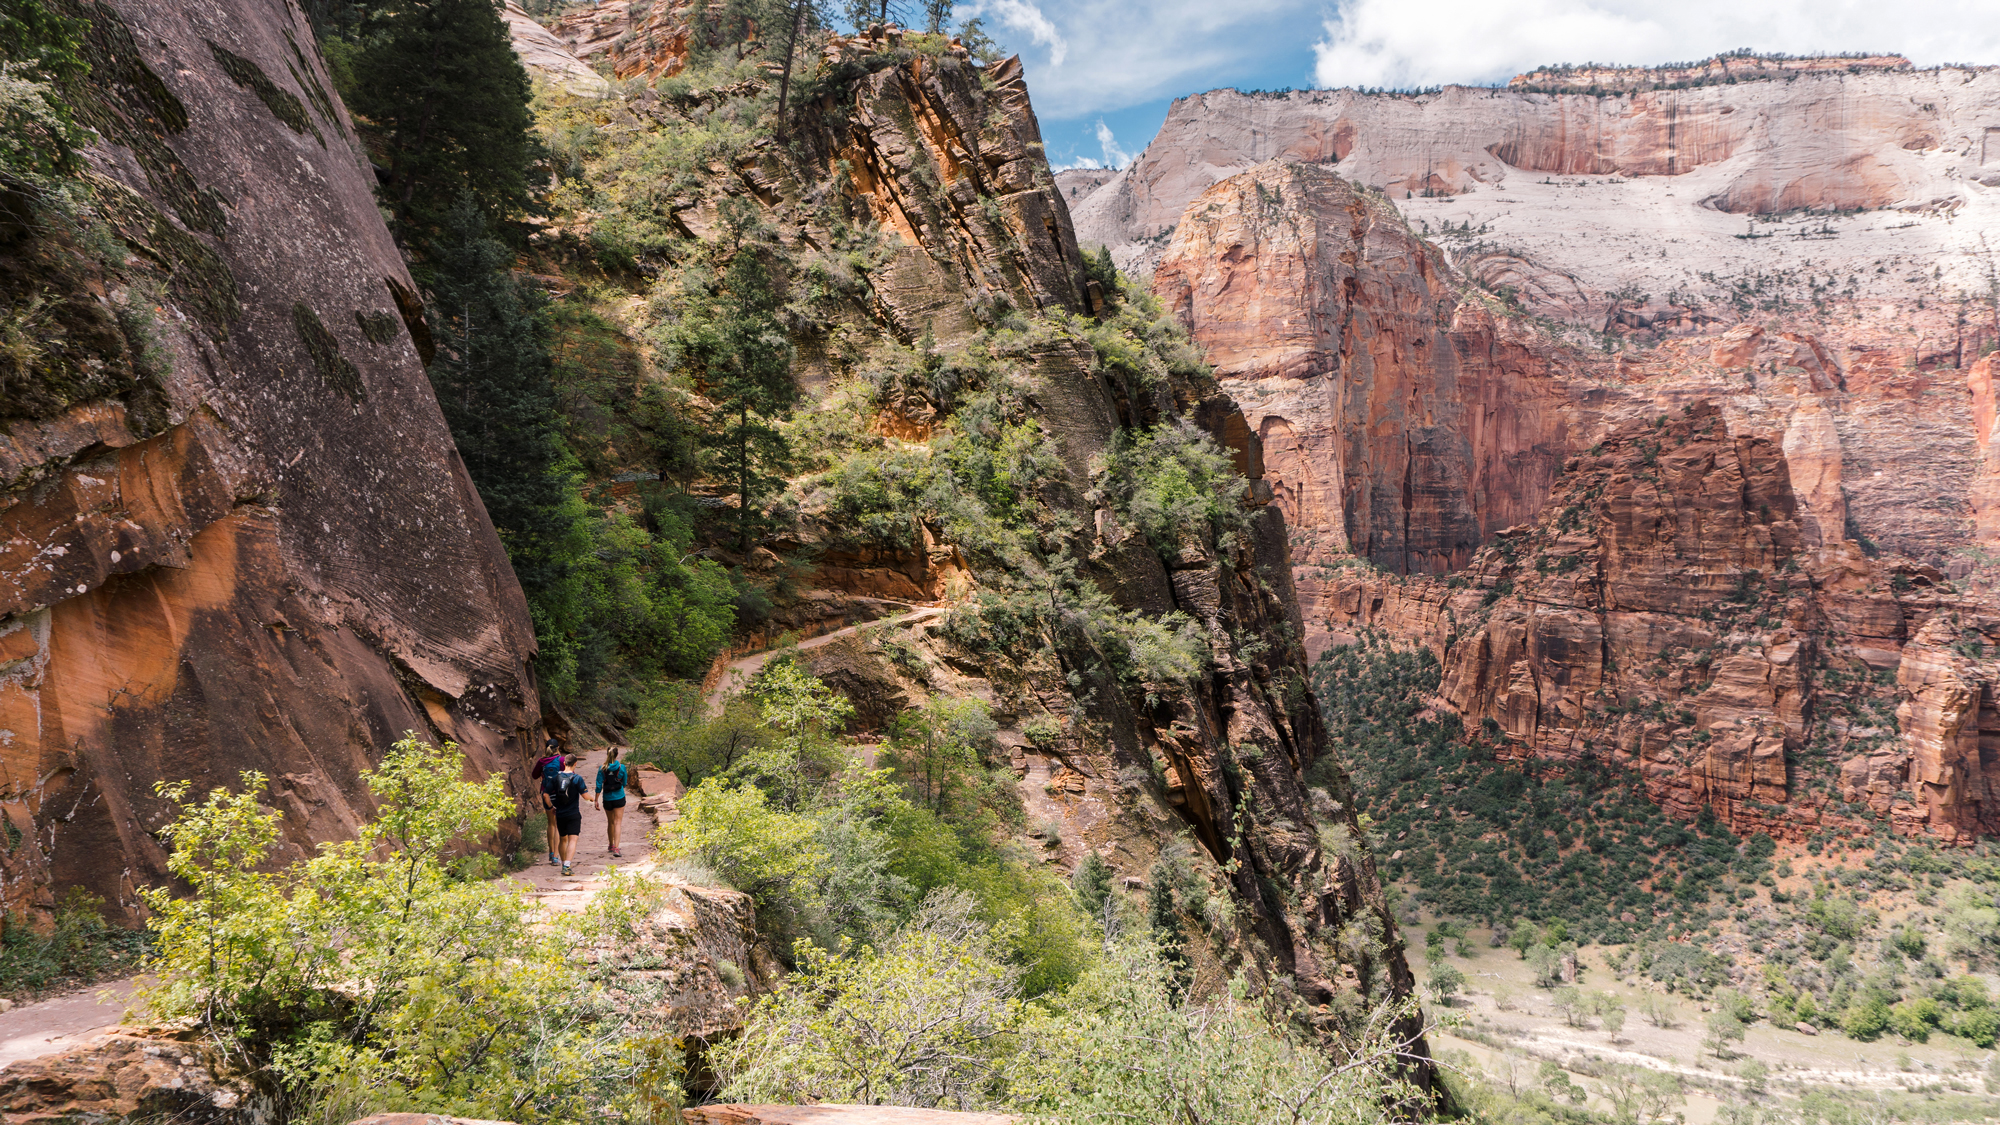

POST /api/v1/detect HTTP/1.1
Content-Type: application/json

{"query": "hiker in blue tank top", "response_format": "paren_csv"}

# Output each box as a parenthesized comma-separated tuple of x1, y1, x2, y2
(595, 747, 630, 859)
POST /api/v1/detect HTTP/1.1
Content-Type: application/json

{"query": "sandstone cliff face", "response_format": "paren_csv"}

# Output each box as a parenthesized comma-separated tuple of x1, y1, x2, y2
(1151, 162, 1578, 646)
(550, 0, 691, 81)
(503, 0, 610, 94)
(1077, 65, 2000, 566)
(816, 49, 1088, 343)
(0, 0, 541, 920)
(1315, 402, 2000, 844)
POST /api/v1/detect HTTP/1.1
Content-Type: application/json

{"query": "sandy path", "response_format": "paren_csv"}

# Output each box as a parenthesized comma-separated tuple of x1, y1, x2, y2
(706, 605, 949, 712)
(509, 744, 658, 913)
(0, 747, 663, 1072)
(0, 980, 140, 1068)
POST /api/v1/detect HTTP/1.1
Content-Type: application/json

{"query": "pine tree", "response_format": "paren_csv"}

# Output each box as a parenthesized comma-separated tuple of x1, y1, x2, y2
(1073, 852, 1117, 939)
(773, 0, 829, 127)
(424, 197, 588, 686)
(348, 0, 536, 248)
(669, 211, 796, 553)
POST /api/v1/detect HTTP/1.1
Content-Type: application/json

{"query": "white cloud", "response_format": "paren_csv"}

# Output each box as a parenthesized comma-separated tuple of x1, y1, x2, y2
(987, 0, 1313, 119)
(964, 0, 1068, 66)
(1095, 121, 1133, 168)
(1312, 0, 2000, 90)
(1004, 0, 2000, 126)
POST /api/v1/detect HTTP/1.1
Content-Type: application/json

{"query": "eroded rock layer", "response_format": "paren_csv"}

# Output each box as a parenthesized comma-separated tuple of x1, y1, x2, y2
(585, 35, 1437, 1077)
(1, 0, 541, 919)
(1152, 161, 1577, 591)
(1318, 403, 2000, 844)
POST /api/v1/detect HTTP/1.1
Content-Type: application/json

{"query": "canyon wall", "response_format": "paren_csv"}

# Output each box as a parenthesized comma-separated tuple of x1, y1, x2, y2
(1067, 61, 2000, 562)
(1151, 161, 1579, 606)
(1122, 64, 2000, 846)
(1317, 403, 2000, 844)
(0, 0, 542, 919)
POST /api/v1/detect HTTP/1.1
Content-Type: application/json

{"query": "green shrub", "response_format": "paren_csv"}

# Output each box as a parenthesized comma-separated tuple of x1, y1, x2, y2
(1427, 963, 1465, 1004)
(884, 695, 998, 815)
(1842, 997, 1891, 1041)
(0, 0, 91, 177)
(1808, 893, 1865, 940)
(1095, 423, 1247, 555)
(140, 736, 669, 1121)
(711, 889, 1021, 1109)
(655, 779, 826, 902)
(1954, 1005, 2000, 1048)
(0, 888, 144, 997)
(1889, 997, 1942, 1042)
(1009, 943, 1425, 1125)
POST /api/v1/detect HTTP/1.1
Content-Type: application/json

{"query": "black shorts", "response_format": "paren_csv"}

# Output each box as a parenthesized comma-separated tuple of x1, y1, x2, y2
(602, 796, 626, 810)
(555, 809, 583, 837)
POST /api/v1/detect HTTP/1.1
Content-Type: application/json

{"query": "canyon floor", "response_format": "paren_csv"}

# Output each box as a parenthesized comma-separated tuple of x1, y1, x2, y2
(1402, 837, 2000, 1121)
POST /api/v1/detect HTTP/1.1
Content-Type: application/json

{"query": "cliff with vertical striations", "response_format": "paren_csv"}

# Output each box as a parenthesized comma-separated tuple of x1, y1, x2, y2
(1129, 70, 2000, 848)
(1152, 161, 1577, 603)
(510, 6, 1435, 1078)
(0, 0, 541, 920)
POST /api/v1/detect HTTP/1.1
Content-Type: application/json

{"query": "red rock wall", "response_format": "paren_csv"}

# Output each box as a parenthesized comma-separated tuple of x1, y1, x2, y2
(1323, 402, 2000, 844)
(551, 0, 691, 80)
(1, 0, 541, 920)
(1152, 162, 1575, 644)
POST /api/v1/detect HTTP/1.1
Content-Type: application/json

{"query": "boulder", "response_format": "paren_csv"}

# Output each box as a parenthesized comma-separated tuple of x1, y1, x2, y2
(0, 1030, 266, 1124)
(1795, 1022, 1818, 1036)
(630, 764, 685, 802)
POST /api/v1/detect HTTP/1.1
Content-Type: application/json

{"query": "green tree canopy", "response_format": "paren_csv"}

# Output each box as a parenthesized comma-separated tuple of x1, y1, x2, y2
(348, 0, 536, 247)
(663, 213, 798, 551)
(424, 196, 589, 691)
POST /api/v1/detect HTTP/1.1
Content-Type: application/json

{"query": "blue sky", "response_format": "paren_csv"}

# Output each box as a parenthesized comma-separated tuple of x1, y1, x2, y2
(964, 0, 2000, 172)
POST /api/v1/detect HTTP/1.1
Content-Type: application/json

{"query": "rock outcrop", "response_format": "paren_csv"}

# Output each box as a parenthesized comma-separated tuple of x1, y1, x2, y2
(0, 1029, 269, 1124)
(607, 878, 782, 1040)
(821, 50, 1088, 343)
(549, 0, 691, 81)
(1316, 401, 2000, 843)
(597, 38, 1436, 1082)
(1152, 161, 1577, 599)
(0, 0, 542, 920)
(503, 0, 610, 94)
